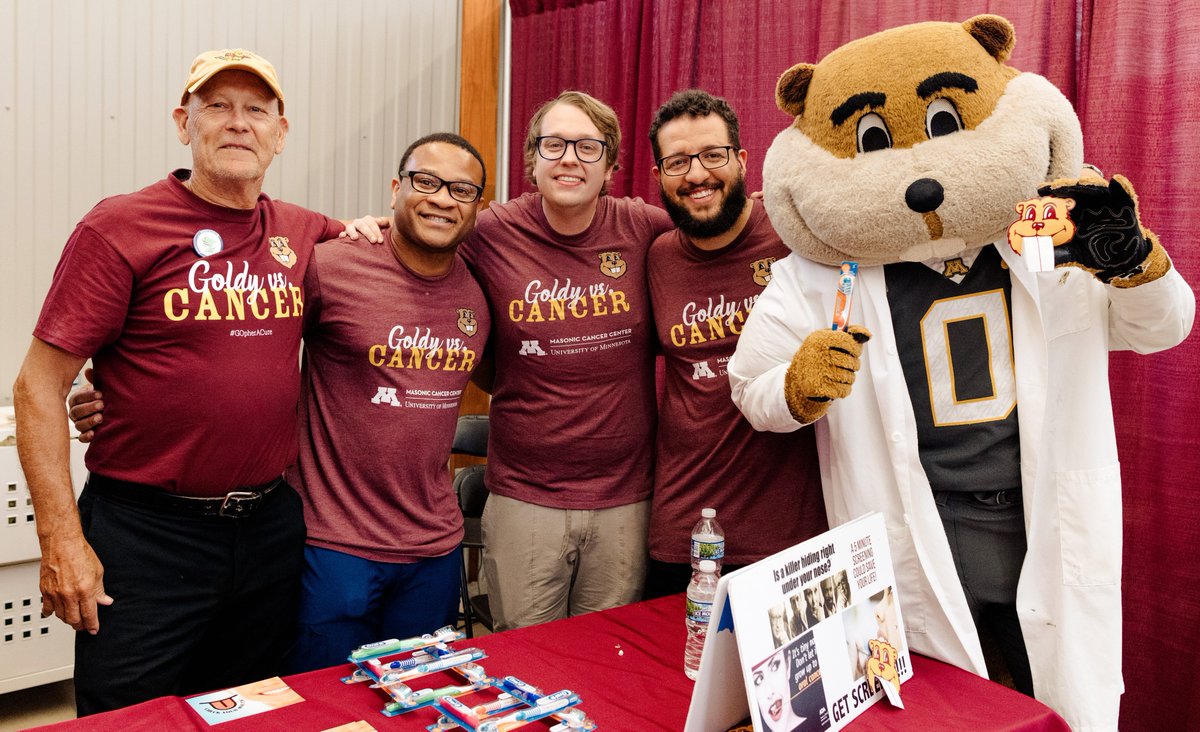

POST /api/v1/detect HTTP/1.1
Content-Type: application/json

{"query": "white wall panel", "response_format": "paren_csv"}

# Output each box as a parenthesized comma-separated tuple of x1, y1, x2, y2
(0, 0, 462, 402)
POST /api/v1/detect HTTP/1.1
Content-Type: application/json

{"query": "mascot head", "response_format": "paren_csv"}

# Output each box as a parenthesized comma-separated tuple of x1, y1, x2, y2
(763, 15, 1083, 266)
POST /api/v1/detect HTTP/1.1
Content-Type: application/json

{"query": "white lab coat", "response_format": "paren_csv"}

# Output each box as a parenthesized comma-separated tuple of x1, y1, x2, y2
(728, 242, 1195, 731)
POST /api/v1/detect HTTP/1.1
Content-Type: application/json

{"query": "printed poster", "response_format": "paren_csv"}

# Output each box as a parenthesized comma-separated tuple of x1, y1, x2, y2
(186, 676, 305, 725)
(685, 512, 911, 732)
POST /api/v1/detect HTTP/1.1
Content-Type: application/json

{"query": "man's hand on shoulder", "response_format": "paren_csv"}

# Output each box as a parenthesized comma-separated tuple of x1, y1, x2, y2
(338, 215, 391, 244)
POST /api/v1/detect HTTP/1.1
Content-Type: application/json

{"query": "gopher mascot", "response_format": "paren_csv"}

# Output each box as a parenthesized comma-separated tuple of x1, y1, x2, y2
(727, 16, 1195, 731)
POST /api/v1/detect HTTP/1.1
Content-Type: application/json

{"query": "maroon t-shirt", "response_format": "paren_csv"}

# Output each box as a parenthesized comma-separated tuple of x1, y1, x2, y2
(289, 239, 490, 562)
(461, 193, 672, 509)
(647, 201, 827, 563)
(34, 170, 341, 496)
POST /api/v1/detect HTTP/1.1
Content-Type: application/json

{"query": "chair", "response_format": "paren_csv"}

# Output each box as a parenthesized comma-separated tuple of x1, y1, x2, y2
(452, 415, 492, 636)
(451, 413, 489, 458)
(455, 464, 492, 636)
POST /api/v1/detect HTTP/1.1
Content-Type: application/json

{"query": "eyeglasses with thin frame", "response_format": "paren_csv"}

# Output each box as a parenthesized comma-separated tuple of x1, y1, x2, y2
(657, 145, 736, 177)
(399, 171, 483, 203)
(535, 136, 607, 163)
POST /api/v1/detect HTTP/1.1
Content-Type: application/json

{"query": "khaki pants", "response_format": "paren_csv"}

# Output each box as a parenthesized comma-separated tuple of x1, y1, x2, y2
(481, 493, 649, 631)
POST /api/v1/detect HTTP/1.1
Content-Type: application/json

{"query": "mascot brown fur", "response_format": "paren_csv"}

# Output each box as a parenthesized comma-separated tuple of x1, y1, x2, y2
(729, 16, 1194, 731)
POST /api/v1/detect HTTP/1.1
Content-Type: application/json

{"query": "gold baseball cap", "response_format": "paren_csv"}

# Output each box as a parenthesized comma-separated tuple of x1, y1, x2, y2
(181, 49, 284, 112)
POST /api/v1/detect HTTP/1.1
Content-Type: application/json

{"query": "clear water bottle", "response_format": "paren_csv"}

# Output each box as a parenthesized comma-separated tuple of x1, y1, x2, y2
(690, 507, 725, 572)
(685, 559, 718, 680)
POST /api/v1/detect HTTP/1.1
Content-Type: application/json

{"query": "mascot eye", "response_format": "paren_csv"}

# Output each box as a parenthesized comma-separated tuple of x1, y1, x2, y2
(856, 112, 892, 153)
(925, 98, 963, 138)
(1043, 203, 1058, 220)
(1024, 206, 1036, 221)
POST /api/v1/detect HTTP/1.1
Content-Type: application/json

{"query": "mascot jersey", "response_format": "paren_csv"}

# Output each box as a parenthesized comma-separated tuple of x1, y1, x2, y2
(289, 240, 490, 562)
(459, 193, 672, 509)
(647, 200, 826, 564)
(35, 169, 342, 496)
(883, 246, 1020, 493)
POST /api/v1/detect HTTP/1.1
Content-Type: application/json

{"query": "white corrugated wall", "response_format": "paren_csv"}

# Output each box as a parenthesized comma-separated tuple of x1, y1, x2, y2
(0, 0, 463, 401)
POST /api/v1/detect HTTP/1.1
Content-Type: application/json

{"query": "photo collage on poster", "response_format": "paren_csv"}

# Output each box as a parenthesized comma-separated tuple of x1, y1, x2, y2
(687, 513, 911, 732)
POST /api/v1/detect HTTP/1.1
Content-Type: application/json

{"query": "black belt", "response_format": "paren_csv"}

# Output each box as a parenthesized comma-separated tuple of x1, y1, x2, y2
(934, 488, 1022, 507)
(86, 473, 283, 518)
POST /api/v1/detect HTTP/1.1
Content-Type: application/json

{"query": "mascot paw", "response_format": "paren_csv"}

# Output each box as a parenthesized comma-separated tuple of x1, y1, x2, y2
(784, 325, 871, 424)
(1038, 174, 1170, 286)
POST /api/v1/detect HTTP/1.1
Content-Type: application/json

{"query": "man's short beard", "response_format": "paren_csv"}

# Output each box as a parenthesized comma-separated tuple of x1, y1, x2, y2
(660, 176, 748, 240)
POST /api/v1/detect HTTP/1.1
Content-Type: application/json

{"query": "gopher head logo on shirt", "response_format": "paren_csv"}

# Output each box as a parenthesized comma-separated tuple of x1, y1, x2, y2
(599, 251, 627, 279)
(751, 256, 777, 286)
(456, 308, 478, 336)
(269, 236, 296, 268)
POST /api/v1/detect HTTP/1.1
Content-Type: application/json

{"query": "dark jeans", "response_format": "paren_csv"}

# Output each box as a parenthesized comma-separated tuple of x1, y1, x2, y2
(286, 544, 463, 674)
(642, 559, 747, 600)
(74, 479, 306, 716)
(934, 489, 1034, 696)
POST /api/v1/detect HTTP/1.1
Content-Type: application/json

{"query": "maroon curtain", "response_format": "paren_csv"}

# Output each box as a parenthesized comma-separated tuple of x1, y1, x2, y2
(508, 3, 1200, 729)
(509, 0, 1077, 200)
(1078, 2, 1200, 729)
(508, 0, 656, 197)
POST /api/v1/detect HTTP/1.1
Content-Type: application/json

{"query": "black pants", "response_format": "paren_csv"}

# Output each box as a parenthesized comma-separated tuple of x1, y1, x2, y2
(642, 559, 747, 600)
(74, 480, 306, 716)
(934, 489, 1034, 696)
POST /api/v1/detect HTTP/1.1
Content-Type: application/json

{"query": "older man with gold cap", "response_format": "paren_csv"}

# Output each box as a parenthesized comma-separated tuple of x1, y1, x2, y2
(13, 49, 374, 714)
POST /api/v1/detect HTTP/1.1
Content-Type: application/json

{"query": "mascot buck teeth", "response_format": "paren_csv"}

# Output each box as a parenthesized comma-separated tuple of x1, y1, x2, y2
(728, 15, 1195, 731)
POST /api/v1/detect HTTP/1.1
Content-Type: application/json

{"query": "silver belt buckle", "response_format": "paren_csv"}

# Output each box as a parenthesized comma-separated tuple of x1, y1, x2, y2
(219, 490, 259, 517)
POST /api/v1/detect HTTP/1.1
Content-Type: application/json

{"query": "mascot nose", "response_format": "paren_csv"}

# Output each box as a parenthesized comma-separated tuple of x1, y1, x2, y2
(905, 178, 945, 213)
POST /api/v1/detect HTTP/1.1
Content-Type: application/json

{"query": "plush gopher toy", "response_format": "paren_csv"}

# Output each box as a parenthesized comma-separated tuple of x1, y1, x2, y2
(728, 15, 1195, 731)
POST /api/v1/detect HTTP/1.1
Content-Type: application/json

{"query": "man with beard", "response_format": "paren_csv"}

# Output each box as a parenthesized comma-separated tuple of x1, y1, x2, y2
(642, 90, 827, 597)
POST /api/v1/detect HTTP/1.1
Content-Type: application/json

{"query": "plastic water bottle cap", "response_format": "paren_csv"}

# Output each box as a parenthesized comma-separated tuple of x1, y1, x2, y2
(701, 508, 716, 518)
(698, 560, 717, 573)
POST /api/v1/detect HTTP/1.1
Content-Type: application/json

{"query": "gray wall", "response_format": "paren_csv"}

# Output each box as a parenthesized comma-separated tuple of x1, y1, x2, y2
(0, 0, 463, 402)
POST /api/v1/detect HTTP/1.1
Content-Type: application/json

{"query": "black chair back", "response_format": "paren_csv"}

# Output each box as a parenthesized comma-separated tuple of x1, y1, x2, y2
(452, 414, 489, 458)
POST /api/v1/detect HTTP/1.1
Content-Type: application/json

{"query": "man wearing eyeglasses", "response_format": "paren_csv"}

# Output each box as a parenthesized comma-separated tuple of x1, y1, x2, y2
(284, 133, 491, 672)
(459, 91, 672, 630)
(642, 90, 827, 598)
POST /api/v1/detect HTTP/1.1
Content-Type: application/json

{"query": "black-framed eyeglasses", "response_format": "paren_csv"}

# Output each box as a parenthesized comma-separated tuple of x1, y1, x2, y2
(657, 146, 736, 176)
(536, 136, 607, 163)
(399, 171, 483, 203)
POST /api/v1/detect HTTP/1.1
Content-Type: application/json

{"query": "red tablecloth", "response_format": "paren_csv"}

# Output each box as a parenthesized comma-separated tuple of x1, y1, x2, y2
(31, 595, 1068, 731)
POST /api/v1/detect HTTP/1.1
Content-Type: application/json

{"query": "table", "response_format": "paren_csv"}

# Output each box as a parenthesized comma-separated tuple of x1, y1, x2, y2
(31, 595, 1068, 731)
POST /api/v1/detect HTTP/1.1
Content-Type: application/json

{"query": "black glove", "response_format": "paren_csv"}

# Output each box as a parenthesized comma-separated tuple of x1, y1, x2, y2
(1037, 175, 1151, 283)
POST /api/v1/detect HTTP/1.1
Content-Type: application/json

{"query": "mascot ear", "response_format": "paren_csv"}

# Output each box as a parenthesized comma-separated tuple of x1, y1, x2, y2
(963, 14, 1015, 63)
(776, 63, 815, 118)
